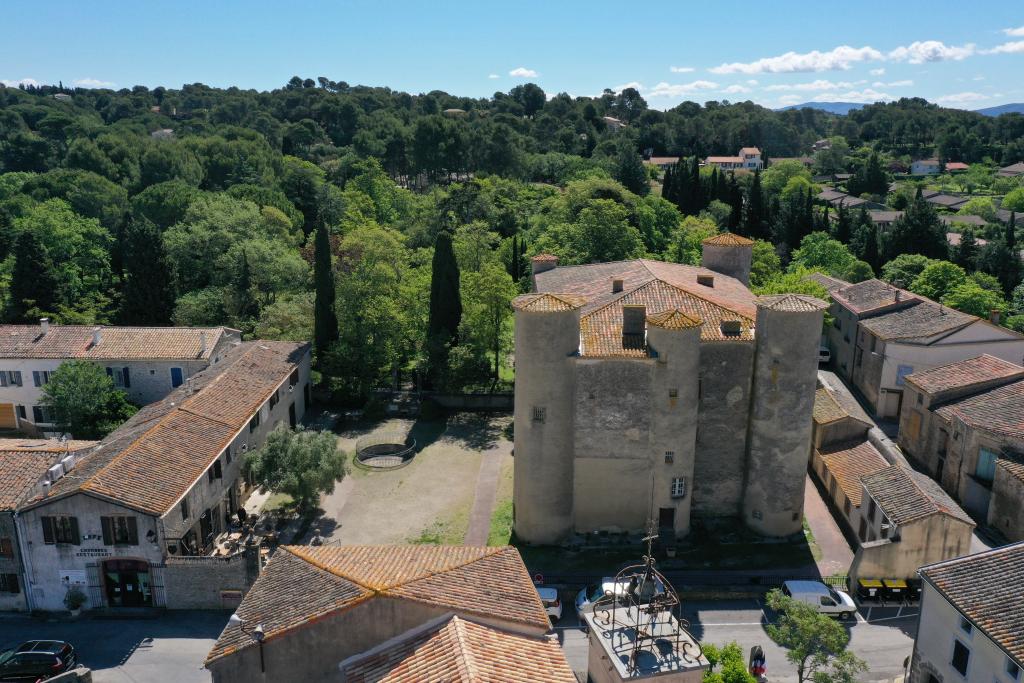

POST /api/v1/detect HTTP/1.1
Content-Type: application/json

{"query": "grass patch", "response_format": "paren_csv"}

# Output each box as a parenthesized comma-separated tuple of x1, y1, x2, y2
(803, 516, 824, 561)
(487, 457, 515, 545)
(263, 492, 294, 513)
(408, 500, 473, 546)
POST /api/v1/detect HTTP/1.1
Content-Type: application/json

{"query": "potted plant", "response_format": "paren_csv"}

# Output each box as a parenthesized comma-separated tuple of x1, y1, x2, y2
(64, 586, 87, 617)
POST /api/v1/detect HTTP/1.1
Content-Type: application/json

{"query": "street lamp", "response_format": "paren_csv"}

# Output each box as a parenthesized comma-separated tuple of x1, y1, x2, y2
(228, 613, 266, 672)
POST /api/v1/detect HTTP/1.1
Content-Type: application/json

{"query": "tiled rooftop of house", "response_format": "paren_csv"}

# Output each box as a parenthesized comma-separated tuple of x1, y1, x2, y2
(340, 615, 575, 683)
(813, 387, 872, 427)
(858, 300, 975, 342)
(0, 440, 97, 511)
(934, 379, 1024, 439)
(940, 214, 987, 228)
(998, 454, 1024, 485)
(862, 465, 974, 526)
(867, 210, 904, 224)
(0, 325, 232, 360)
(511, 293, 587, 312)
(925, 194, 969, 209)
(831, 279, 918, 315)
(23, 341, 308, 516)
(535, 259, 758, 357)
(702, 232, 753, 247)
(904, 355, 1024, 395)
(818, 440, 888, 507)
(920, 541, 1024, 663)
(206, 545, 550, 664)
(756, 294, 827, 313)
(945, 231, 988, 247)
(805, 272, 851, 293)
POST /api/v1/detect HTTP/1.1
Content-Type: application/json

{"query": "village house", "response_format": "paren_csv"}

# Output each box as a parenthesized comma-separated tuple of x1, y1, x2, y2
(818, 188, 887, 211)
(204, 545, 575, 683)
(899, 355, 1024, 539)
(513, 235, 826, 544)
(944, 161, 969, 172)
(825, 279, 1024, 420)
(925, 193, 969, 212)
(0, 439, 96, 611)
(704, 147, 763, 171)
(14, 341, 311, 612)
(910, 542, 1024, 683)
(645, 155, 680, 170)
(911, 159, 942, 175)
(0, 321, 240, 433)
(996, 161, 1024, 178)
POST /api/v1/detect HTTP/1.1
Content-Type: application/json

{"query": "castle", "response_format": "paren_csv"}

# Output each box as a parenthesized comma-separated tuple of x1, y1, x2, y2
(512, 234, 826, 544)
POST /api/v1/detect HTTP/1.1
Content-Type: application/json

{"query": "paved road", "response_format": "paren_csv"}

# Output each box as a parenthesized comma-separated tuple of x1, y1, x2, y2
(555, 599, 916, 682)
(0, 611, 227, 682)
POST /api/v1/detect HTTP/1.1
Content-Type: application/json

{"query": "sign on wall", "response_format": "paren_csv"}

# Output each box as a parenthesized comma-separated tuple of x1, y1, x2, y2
(59, 569, 87, 587)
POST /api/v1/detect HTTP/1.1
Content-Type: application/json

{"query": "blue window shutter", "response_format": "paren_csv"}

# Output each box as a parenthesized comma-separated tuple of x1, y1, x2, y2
(171, 367, 183, 387)
(123, 367, 131, 388)
(32, 371, 41, 387)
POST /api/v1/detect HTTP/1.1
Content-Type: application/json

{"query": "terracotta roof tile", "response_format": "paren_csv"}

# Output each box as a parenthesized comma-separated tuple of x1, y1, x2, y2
(862, 465, 974, 526)
(531, 253, 559, 261)
(0, 441, 96, 510)
(817, 440, 888, 506)
(998, 454, 1024, 485)
(921, 541, 1024, 663)
(646, 309, 702, 330)
(755, 294, 828, 312)
(934, 379, 1024, 438)
(511, 293, 587, 312)
(0, 325, 231, 360)
(26, 341, 309, 516)
(341, 615, 575, 683)
(905, 355, 1024, 395)
(702, 232, 753, 247)
(206, 545, 551, 666)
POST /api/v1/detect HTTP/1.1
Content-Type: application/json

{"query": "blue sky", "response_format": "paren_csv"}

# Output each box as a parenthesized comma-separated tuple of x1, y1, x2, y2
(2, 0, 1023, 110)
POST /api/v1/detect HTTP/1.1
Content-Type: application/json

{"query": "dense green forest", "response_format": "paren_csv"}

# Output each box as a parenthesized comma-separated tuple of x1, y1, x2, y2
(1, 79, 1023, 404)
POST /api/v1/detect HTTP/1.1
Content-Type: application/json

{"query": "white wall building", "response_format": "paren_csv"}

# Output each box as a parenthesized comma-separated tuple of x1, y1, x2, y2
(911, 159, 942, 175)
(704, 147, 763, 171)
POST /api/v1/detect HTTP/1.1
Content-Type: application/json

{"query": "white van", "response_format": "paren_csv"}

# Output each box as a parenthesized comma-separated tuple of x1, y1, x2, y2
(782, 580, 856, 619)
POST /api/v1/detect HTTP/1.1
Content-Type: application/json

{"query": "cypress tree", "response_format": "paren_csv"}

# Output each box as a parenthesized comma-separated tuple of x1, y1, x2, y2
(6, 231, 59, 323)
(742, 170, 768, 240)
(313, 221, 339, 358)
(119, 218, 175, 325)
(832, 203, 851, 243)
(954, 228, 979, 272)
(613, 139, 650, 196)
(883, 189, 948, 262)
(235, 249, 260, 322)
(427, 230, 462, 385)
(686, 156, 703, 215)
(662, 165, 675, 204)
(727, 173, 743, 231)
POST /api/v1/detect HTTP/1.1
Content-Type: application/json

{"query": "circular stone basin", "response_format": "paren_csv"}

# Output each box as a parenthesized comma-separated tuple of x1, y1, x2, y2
(355, 434, 417, 470)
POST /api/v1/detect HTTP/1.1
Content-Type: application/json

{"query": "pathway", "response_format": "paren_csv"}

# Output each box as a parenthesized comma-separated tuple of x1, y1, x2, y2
(803, 473, 855, 576)
(464, 448, 505, 545)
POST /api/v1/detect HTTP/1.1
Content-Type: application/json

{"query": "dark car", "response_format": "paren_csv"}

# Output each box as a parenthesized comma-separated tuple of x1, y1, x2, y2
(0, 641, 77, 681)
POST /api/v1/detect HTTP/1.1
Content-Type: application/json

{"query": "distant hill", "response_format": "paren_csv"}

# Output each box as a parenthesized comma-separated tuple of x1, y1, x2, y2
(776, 101, 866, 115)
(974, 103, 1024, 117)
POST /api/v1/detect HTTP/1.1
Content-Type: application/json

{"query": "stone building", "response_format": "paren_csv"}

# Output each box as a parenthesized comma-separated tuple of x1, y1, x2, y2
(899, 355, 1024, 539)
(204, 545, 575, 683)
(825, 279, 1024, 419)
(14, 341, 311, 612)
(513, 235, 827, 544)
(0, 321, 240, 432)
(0, 439, 96, 611)
(910, 542, 1024, 682)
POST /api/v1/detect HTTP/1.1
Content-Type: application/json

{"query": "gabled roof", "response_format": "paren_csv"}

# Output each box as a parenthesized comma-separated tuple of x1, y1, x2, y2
(702, 232, 753, 247)
(755, 294, 827, 312)
(205, 546, 551, 665)
(862, 465, 974, 526)
(934, 379, 1024, 439)
(647, 309, 702, 330)
(920, 541, 1024, 664)
(511, 293, 587, 312)
(831, 279, 917, 315)
(818, 440, 888, 507)
(904, 354, 1024, 395)
(805, 272, 851, 293)
(0, 440, 96, 511)
(0, 325, 231, 360)
(340, 615, 575, 683)
(813, 387, 872, 428)
(998, 454, 1024, 485)
(23, 341, 308, 517)
(858, 300, 975, 342)
(997, 162, 1024, 176)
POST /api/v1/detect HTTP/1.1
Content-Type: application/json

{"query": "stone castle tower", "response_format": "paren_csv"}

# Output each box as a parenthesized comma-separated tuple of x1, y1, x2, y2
(512, 235, 826, 543)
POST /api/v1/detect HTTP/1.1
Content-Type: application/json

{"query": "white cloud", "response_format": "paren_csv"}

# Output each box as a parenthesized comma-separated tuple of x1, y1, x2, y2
(812, 88, 892, 103)
(972, 75, 986, 81)
(73, 77, 115, 88)
(763, 79, 860, 92)
(873, 79, 913, 87)
(888, 41, 975, 64)
(722, 84, 751, 94)
(934, 91, 989, 105)
(709, 45, 883, 74)
(777, 95, 803, 106)
(646, 80, 719, 98)
(669, 66, 695, 73)
(0, 77, 39, 87)
(488, 73, 499, 79)
(986, 41, 1024, 54)
(1003, 25, 1024, 37)
(870, 68, 886, 76)
(746, 79, 759, 85)
(508, 67, 538, 78)
(612, 81, 644, 93)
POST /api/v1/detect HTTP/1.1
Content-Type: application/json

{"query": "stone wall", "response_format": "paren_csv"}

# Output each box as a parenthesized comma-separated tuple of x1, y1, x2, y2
(0, 512, 27, 611)
(849, 515, 973, 584)
(988, 465, 1024, 542)
(163, 543, 260, 610)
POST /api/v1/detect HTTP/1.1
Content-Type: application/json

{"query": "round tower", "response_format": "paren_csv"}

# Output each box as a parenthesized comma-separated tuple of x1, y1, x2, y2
(646, 309, 703, 539)
(512, 292, 586, 545)
(743, 294, 827, 537)
(701, 232, 754, 286)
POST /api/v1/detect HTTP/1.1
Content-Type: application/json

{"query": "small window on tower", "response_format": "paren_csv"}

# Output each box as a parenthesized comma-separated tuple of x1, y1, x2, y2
(668, 388, 678, 398)
(664, 451, 674, 464)
(670, 477, 686, 498)
(532, 407, 546, 423)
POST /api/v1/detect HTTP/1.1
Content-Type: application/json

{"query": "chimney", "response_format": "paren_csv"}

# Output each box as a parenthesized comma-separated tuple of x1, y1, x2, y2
(530, 254, 558, 276)
(895, 289, 901, 302)
(92, 327, 102, 347)
(199, 331, 208, 357)
(622, 305, 646, 336)
(611, 278, 624, 293)
(990, 309, 1001, 325)
(39, 317, 50, 335)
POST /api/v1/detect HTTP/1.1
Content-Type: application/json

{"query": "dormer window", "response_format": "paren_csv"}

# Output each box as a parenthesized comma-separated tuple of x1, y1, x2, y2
(697, 275, 714, 288)
(612, 278, 624, 293)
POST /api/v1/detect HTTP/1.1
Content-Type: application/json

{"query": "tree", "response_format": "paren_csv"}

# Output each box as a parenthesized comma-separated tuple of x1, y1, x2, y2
(1003, 187, 1024, 213)
(881, 253, 936, 287)
(40, 360, 138, 439)
(850, 210, 882, 273)
(427, 230, 462, 385)
(119, 218, 175, 325)
(942, 282, 1009, 318)
(882, 190, 948, 262)
(5, 230, 60, 322)
(613, 139, 649, 196)
(541, 199, 645, 265)
(669, 215, 719, 265)
(953, 228, 979, 271)
(765, 589, 868, 683)
(788, 232, 857, 280)
(831, 202, 852, 244)
(461, 261, 518, 383)
(245, 426, 346, 512)
(910, 261, 968, 301)
(846, 151, 888, 197)
(313, 220, 339, 359)
(701, 642, 756, 683)
(750, 240, 782, 288)
(741, 170, 769, 240)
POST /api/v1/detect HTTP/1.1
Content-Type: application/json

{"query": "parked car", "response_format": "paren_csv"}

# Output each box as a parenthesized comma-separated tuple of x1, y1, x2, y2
(782, 580, 856, 619)
(536, 586, 562, 623)
(818, 346, 831, 364)
(575, 576, 666, 617)
(0, 640, 77, 681)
